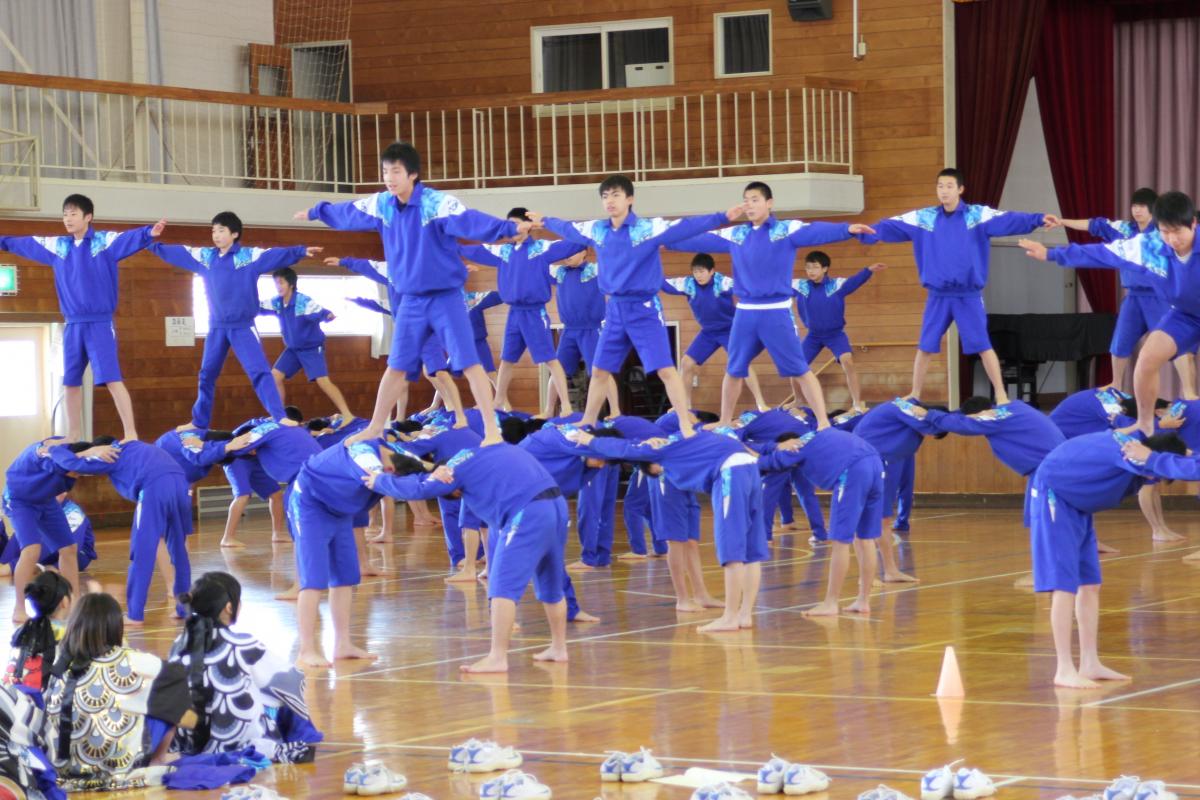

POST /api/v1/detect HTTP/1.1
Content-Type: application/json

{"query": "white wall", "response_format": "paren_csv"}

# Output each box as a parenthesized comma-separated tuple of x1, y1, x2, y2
(158, 0, 274, 93)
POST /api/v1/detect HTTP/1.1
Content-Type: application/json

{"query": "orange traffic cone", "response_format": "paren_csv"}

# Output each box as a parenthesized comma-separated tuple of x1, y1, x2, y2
(937, 695, 964, 744)
(934, 646, 965, 697)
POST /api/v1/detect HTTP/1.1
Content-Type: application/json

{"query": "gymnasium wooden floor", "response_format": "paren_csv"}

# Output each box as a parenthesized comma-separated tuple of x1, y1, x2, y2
(4, 500, 1200, 800)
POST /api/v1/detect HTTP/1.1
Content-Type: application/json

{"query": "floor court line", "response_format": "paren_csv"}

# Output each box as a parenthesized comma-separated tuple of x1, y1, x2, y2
(1082, 676, 1200, 708)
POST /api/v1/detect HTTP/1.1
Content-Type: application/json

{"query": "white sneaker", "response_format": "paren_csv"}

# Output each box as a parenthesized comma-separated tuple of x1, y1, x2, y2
(757, 755, 791, 793)
(357, 763, 407, 797)
(500, 771, 552, 800)
(861, 785, 916, 800)
(1105, 777, 1142, 800)
(449, 738, 485, 770)
(466, 741, 523, 773)
(344, 763, 368, 794)
(620, 747, 664, 782)
(783, 765, 830, 795)
(1134, 782, 1178, 800)
(480, 771, 520, 800)
(921, 760, 964, 800)
(694, 783, 755, 800)
(600, 752, 628, 782)
(952, 768, 995, 800)
(398, 795, 435, 800)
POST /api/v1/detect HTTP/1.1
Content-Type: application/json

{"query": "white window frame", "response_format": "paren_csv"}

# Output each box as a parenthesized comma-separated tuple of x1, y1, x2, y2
(191, 274, 384, 339)
(530, 17, 675, 94)
(714, 9, 773, 79)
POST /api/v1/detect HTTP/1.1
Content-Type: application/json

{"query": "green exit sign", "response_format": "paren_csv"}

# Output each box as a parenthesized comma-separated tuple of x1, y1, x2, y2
(0, 265, 16, 295)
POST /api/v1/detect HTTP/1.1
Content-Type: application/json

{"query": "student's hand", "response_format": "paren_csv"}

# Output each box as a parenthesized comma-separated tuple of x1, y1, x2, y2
(1018, 238, 1048, 261)
(150, 219, 167, 237)
(294, 209, 312, 220)
(80, 445, 120, 463)
(1042, 214, 1062, 229)
(515, 220, 536, 236)
(431, 465, 454, 483)
(1157, 413, 1185, 430)
(908, 405, 928, 419)
(465, 263, 480, 273)
(304, 246, 324, 257)
(561, 251, 588, 267)
(867, 262, 888, 273)
(643, 437, 671, 449)
(325, 312, 337, 322)
(525, 211, 545, 225)
(1121, 439, 1152, 463)
(175, 422, 198, 433)
(777, 438, 802, 452)
(725, 204, 746, 222)
(969, 409, 999, 420)
(563, 428, 593, 446)
(226, 432, 254, 452)
(323, 256, 341, 267)
(848, 223, 876, 235)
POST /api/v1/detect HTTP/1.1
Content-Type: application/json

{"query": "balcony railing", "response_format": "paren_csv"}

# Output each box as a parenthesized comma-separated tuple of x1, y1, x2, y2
(0, 71, 857, 195)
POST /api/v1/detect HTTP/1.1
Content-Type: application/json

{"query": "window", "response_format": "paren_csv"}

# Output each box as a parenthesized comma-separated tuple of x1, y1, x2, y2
(532, 18, 673, 93)
(191, 274, 385, 337)
(0, 340, 37, 417)
(715, 10, 772, 78)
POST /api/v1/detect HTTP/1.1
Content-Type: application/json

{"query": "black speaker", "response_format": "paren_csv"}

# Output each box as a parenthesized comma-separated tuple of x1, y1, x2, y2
(787, 0, 833, 21)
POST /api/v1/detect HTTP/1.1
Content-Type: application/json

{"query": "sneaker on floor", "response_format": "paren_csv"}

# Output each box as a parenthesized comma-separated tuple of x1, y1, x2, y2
(1134, 782, 1178, 800)
(783, 765, 830, 795)
(952, 768, 995, 800)
(920, 760, 964, 800)
(600, 751, 628, 782)
(757, 755, 791, 793)
(620, 747, 664, 782)
(694, 783, 755, 800)
(344, 763, 368, 794)
(466, 741, 522, 773)
(357, 763, 407, 797)
(1105, 777, 1142, 800)
(499, 771, 552, 800)
(449, 738, 485, 770)
(891, 524, 910, 533)
(480, 771, 520, 800)
(808, 533, 828, 545)
(862, 785, 916, 800)
(398, 795, 435, 800)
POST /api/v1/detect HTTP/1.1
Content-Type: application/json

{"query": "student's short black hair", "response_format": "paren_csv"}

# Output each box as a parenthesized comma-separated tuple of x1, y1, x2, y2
(827, 409, 847, 418)
(1131, 187, 1158, 209)
(381, 141, 421, 176)
(66, 441, 92, 453)
(524, 418, 550, 437)
(1155, 398, 1171, 410)
(805, 251, 831, 269)
(599, 174, 634, 197)
(507, 207, 530, 222)
(62, 193, 94, 217)
(1119, 396, 1139, 418)
(591, 427, 624, 439)
(1144, 432, 1187, 456)
(306, 418, 331, 432)
(690, 253, 716, 271)
(273, 267, 297, 288)
(923, 404, 951, 439)
(937, 167, 965, 186)
(501, 416, 528, 444)
(92, 435, 118, 446)
(960, 395, 994, 416)
(693, 410, 720, 424)
(776, 432, 801, 443)
(390, 452, 429, 476)
(233, 421, 255, 437)
(1153, 191, 1196, 229)
(284, 406, 304, 423)
(392, 419, 424, 434)
(743, 181, 772, 200)
(211, 211, 243, 238)
(203, 430, 235, 441)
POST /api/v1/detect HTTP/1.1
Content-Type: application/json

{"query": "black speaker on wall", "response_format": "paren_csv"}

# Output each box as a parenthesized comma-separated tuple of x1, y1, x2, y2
(787, 0, 833, 21)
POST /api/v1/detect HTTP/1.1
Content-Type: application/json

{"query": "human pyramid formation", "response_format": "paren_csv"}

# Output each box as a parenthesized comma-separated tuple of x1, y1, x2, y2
(1, 139, 1198, 796)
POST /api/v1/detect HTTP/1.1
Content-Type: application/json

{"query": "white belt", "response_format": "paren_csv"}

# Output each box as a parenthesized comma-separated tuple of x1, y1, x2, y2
(720, 452, 758, 471)
(737, 299, 792, 310)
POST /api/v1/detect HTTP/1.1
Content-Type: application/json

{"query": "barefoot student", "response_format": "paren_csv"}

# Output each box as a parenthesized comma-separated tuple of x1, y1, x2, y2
(366, 443, 572, 672)
(566, 428, 768, 632)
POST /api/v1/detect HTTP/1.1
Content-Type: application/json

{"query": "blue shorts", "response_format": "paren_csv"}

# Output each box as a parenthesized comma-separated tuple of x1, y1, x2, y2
(827, 456, 885, 543)
(274, 346, 328, 381)
(501, 306, 557, 364)
(726, 307, 810, 378)
(557, 327, 599, 376)
(352, 507, 371, 528)
(1028, 476, 1101, 593)
(460, 500, 485, 532)
(488, 496, 568, 604)
(2, 493, 75, 553)
(476, 337, 496, 374)
(223, 458, 281, 500)
(593, 297, 674, 374)
(711, 460, 771, 565)
(685, 328, 730, 366)
(919, 292, 991, 355)
(801, 331, 853, 363)
(1155, 307, 1200, 357)
(63, 320, 122, 386)
(406, 335, 451, 382)
(288, 479, 361, 591)
(648, 476, 701, 543)
(389, 290, 479, 374)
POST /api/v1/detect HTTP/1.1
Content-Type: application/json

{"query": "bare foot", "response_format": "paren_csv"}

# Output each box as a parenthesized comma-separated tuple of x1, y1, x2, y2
(1054, 669, 1100, 689)
(843, 599, 871, 615)
(617, 552, 647, 561)
(219, 538, 247, 549)
(737, 617, 754, 629)
(697, 616, 741, 633)
(275, 585, 299, 601)
(802, 601, 840, 618)
(446, 569, 478, 584)
(461, 654, 508, 673)
(412, 518, 437, 528)
(1116, 421, 1151, 436)
(566, 560, 597, 572)
(296, 650, 331, 669)
(333, 644, 378, 661)
(367, 532, 393, 543)
(271, 532, 290, 543)
(1184, 550, 1200, 562)
(124, 616, 145, 628)
(1013, 574, 1035, 588)
(882, 571, 919, 583)
(1097, 541, 1121, 553)
(570, 610, 600, 623)
(361, 562, 383, 577)
(698, 596, 725, 609)
(1152, 528, 1185, 542)
(532, 646, 568, 662)
(675, 601, 704, 612)
(480, 432, 504, 447)
(477, 569, 489, 581)
(1080, 663, 1130, 682)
